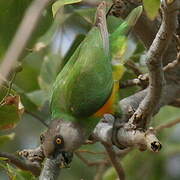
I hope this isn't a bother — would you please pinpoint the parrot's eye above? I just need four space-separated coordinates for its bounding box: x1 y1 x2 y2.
56 137 62 144
54 135 64 147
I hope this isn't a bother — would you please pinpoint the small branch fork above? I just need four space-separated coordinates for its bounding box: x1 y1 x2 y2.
120 58 180 89
92 115 162 153
3 116 179 178
124 0 179 129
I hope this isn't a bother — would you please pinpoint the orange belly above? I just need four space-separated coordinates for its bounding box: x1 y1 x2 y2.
93 82 119 117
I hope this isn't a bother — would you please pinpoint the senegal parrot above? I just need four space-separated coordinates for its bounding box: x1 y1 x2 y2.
40 2 142 159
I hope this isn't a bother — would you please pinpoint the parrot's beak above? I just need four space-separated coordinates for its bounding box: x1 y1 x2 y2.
59 151 73 168
50 151 73 169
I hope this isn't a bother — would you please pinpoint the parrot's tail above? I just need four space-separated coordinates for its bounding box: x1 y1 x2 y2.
95 1 109 55
125 6 143 29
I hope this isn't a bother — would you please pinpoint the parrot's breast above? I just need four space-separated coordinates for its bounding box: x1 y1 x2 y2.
93 82 119 117
50 28 113 119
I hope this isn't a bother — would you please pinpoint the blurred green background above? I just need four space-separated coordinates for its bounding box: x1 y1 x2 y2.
0 0 180 179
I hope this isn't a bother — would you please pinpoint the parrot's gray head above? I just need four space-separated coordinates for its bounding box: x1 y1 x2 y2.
40 119 86 158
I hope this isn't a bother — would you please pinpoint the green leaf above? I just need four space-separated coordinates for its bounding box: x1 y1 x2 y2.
0 94 24 130
0 86 24 130
38 53 62 92
0 163 37 180
143 0 160 20
0 157 8 161
33 16 70 51
52 0 82 17
74 8 96 24
102 167 117 180
0 133 15 147
14 50 46 92
27 90 48 108
0 104 20 130
0 85 16 100
0 0 52 59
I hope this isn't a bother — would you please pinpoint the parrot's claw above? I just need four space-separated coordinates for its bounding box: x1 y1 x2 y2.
112 118 127 149
124 122 136 130
18 146 45 165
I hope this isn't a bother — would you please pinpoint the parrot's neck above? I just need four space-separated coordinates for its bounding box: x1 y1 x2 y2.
52 112 100 137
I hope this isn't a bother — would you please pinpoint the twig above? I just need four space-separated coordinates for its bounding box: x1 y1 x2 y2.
120 78 144 88
75 152 109 167
155 118 180 132
0 151 41 176
94 164 106 180
116 148 133 158
126 0 178 128
102 143 125 180
126 60 143 76
0 0 53 86
0 71 18 106
25 110 49 127
121 57 180 89
163 58 180 72
76 149 106 155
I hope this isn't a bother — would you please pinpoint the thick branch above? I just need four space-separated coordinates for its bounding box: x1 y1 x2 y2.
0 0 53 86
0 151 41 176
92 115 162 153
126 0 178 128
39 156 61 180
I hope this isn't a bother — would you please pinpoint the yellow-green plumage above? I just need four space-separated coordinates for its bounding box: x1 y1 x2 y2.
50 5 142 133
51 27 113 119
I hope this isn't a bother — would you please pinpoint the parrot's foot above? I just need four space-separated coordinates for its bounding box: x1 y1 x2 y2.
112 117 127 149
123 122 137 130
18 146 44 166
58 152 73 169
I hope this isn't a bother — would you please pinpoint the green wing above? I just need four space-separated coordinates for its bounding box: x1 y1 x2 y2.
110 6 143 60
50 3 113 119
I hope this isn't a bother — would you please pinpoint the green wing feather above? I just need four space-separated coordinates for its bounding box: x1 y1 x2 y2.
110 6 143 60
109 6 143 82
50 3 113 119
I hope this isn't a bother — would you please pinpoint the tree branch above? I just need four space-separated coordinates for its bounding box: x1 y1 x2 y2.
39 156 62 180
155 118 180 131
0 151 41 176
94 164 106 180
92 115 162 153
75 152 109 167
125 0 178 128
102 143 125 180
119 78 146 89
0 0 53 86
125 60 143 76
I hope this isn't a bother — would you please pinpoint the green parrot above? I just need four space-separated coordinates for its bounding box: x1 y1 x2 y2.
41 2 142 158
